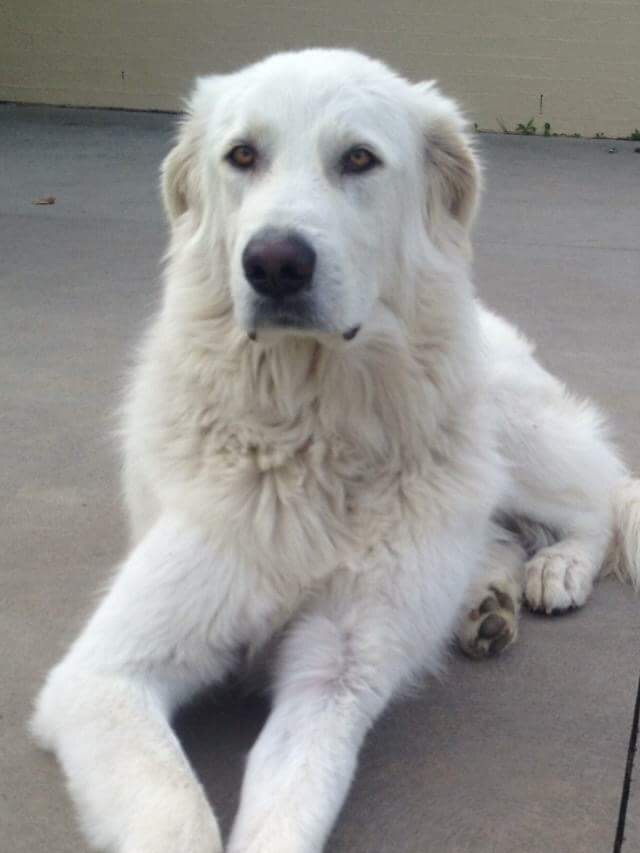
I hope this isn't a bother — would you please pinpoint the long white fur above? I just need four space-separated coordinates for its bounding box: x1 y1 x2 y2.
31 49 639 853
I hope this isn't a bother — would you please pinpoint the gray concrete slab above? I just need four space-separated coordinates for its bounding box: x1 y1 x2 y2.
1 105 639 853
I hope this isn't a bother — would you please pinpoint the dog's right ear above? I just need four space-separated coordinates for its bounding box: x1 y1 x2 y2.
161 78 219 224
161 116 201 223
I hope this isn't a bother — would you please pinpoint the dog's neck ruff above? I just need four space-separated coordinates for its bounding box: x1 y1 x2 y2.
162 303 476 473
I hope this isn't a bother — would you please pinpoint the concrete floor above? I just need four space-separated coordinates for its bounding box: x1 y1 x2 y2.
1 104 639 852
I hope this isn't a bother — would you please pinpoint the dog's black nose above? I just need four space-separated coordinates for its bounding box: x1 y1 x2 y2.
242 233 316 298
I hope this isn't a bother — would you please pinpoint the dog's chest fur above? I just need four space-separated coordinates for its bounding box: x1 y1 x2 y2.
126 304 494 589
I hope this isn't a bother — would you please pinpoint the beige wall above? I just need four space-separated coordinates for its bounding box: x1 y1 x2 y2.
1 1 639 138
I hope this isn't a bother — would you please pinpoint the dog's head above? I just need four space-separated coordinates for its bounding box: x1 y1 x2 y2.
162 49 479 342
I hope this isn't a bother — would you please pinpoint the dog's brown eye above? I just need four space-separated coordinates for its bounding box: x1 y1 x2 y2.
342 147 379 174
227 144 257 170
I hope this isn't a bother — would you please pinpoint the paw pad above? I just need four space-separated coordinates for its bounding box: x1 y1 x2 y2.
460 586 518 659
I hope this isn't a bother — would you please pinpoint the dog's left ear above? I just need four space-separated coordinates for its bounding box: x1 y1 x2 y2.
413 82 480 244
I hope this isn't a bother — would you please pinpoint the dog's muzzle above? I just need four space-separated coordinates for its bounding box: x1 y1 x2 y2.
242 228 360 342
242 229 322 334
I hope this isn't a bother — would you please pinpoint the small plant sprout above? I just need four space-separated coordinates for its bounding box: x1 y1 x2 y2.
515 117 536 135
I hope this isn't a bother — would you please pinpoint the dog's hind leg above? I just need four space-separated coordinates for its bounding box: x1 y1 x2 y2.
31 514 267 853
499 382 626 615
458 529 526 658
481 308 629 615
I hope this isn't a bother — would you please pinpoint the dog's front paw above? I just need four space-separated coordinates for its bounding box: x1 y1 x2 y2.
459 583 519 659
525 545 594 614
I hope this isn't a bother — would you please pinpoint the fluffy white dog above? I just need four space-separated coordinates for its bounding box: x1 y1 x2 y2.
32 49 639 853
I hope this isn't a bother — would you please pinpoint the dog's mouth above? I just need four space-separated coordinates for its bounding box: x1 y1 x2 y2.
248 325 360 342
247 296 360 342
250 298 318 331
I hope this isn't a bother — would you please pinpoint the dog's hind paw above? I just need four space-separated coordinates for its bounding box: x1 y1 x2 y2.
458 583 519 659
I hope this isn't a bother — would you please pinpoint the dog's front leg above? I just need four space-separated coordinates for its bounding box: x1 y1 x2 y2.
228 531 475 853
31 514 265 853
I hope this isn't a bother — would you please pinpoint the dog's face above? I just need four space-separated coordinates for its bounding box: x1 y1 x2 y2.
163 50 479 341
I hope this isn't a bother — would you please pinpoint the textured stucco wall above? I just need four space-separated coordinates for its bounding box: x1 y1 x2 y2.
1 0 639 138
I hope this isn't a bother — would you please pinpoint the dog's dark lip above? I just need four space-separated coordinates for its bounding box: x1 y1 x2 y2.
249 298 320 338
249 325 361 343
342 325 361 341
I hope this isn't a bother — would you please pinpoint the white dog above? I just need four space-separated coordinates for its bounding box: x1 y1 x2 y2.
32 49 639 853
